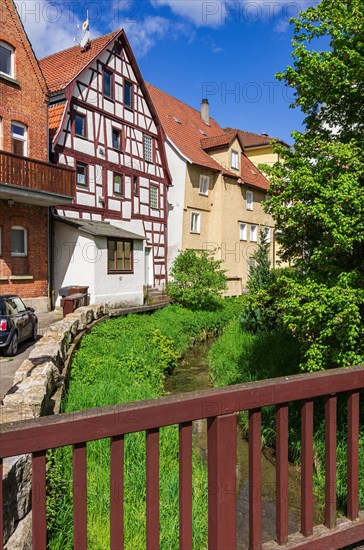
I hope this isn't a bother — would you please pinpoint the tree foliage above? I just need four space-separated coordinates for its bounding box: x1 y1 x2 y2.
248 229 271 292
262 0 364 371
166 249 227 310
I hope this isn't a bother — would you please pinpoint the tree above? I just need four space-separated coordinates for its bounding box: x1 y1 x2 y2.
248 229 271 292
166 249 227 310
263 0 364 371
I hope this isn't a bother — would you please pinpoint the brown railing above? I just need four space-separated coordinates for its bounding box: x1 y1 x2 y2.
0 365 363 549
0 150 75 197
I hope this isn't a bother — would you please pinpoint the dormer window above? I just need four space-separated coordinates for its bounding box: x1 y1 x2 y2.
0 42 14 78
231 150 239 170
104 70 113 99
11 122 27 156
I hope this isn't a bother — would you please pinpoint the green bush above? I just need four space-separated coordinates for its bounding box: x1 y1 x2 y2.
166 249 227 310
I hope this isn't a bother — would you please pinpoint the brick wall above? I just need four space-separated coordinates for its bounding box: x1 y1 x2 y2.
0 202 49 299
0 0 48 161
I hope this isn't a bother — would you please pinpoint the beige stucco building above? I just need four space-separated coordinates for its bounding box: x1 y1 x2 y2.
147 85 285 295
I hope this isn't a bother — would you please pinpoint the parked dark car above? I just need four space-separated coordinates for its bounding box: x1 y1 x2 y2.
0 295 38 356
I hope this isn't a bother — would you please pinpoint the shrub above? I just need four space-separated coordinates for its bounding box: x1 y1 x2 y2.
166 249 227 310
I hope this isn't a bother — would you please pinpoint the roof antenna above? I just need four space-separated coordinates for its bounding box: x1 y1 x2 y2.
74 11 90 51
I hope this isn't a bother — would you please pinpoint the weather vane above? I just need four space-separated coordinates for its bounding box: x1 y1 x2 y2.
74 11 90 51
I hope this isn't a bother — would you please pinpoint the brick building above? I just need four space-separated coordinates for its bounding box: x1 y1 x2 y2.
0 0 74 311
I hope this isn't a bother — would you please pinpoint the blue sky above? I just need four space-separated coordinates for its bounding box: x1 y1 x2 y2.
18 0 319 144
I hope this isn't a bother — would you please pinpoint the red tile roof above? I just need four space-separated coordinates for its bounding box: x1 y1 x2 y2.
241 155 269 190
49 103 66 140
39 30 120 92
224 127 283 148
146 83 235 174
200 130 237 151
147 84 269 189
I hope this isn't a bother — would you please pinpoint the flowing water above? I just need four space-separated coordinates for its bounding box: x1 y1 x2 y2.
165 339 302 549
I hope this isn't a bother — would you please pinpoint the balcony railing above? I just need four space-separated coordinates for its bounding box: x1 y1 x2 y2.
0 365 363 549
0 150 75 198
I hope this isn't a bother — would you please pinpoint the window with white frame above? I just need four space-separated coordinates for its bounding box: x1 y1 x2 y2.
199 175 210 196
250 224 257 242
239 223 247 241
11 226 27 256
144 135 153 162
0 42 14 78
246 190 253 210
150 185 159 209
231 150 239 170
11 122 27 156
190 212 200 233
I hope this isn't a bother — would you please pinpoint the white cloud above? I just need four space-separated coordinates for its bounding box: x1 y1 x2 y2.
122 15 191 57
15 0 85 58
151 0 228 27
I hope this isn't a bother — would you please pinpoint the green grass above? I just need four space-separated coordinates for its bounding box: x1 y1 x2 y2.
47 301 243 550
209 320 364 515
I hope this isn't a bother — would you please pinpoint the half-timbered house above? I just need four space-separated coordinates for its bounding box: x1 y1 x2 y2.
39 30 170 306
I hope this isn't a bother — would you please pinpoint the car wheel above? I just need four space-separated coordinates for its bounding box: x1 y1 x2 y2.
31 321 38 341
4 332 18 357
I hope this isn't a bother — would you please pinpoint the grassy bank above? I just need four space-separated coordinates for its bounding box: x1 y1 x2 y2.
47 301 242 549
209 320 364 513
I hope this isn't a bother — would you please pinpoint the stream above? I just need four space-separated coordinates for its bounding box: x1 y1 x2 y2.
165 339 302 549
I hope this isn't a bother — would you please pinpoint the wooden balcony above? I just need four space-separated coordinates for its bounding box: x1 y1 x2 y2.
0 150 75 206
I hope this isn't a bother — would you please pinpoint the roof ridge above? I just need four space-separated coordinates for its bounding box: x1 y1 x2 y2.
39 29 119 61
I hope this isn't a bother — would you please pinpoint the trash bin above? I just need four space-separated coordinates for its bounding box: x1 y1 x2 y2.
59 286 89 317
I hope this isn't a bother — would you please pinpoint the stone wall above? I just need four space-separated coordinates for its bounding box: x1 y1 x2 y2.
0 304 107 549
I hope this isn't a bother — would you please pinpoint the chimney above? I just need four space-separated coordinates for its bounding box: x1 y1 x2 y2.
201 98 210 125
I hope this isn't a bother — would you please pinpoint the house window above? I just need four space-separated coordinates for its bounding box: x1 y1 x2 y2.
190 212 200 234
124 81 133 109
113 173 123 195
108 239 133 273
150 185 159 209
199 175 210 196
133 176 139 196
250 224 257 242
231 150 239 170
76 162 88 187
112 128 122 151
0 42 14 78
11 226 27 256
264 227 271 243
11 122 27 156
239 223 247 241
103 70 113 99
75 113 86 137
144 135 153 163
246 190 253 211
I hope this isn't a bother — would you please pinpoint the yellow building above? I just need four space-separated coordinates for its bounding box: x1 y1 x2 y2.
147 85 284 295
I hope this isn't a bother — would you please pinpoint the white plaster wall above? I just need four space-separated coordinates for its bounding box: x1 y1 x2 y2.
54 222 145 307
165 140 187 273
53 222 95 306
93 237 144 307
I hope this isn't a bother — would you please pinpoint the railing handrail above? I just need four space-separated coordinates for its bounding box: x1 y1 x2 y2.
0 149 75 173
1 364 363 459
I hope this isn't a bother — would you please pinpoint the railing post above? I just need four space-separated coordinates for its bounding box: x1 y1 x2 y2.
276 404 289 545
347 391 359 521
208 413 237 550
325 395 337 529
249 408 262 550
301 399 314 537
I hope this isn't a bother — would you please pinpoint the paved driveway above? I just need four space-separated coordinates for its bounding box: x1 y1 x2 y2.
0 310 63 402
